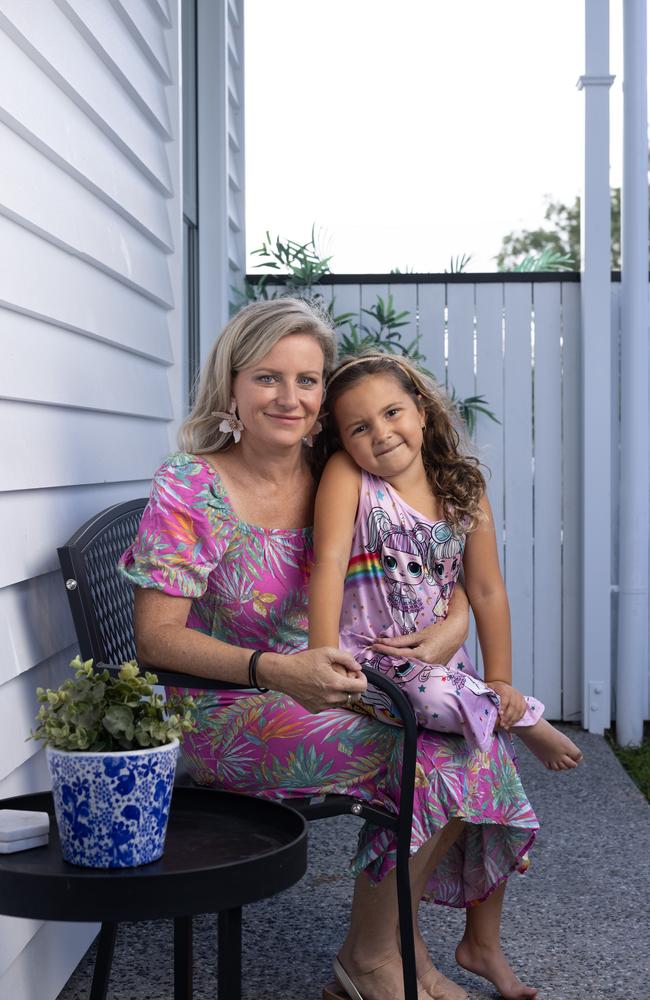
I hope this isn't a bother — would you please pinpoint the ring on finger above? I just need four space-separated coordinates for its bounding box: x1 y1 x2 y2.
346 692 353 707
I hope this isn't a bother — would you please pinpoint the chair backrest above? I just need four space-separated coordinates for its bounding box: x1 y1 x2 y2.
58 499 148 665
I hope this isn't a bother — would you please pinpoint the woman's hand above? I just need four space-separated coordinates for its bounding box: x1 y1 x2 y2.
260 648 366 715
488 681 527 729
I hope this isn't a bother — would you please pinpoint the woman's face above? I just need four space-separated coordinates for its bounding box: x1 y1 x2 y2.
232 334 325 450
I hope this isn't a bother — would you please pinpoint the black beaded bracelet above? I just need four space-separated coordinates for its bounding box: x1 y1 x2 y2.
248 650 269 692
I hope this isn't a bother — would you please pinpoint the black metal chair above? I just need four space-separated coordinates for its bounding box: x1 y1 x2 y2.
58 500 419 1000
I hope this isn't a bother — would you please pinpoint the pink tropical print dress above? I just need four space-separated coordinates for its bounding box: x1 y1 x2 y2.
118 453 539 907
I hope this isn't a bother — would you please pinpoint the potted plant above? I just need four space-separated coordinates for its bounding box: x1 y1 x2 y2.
31 656 195 869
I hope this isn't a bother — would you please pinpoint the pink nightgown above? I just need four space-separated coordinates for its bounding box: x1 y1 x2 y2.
340 470 544 751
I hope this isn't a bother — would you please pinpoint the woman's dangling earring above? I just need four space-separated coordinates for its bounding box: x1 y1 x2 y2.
212 398 244 443
303 419 323 448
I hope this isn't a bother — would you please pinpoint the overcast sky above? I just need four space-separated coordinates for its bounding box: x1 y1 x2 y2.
244 1 634 273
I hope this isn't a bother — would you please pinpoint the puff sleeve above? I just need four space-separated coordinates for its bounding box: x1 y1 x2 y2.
118 454 234 598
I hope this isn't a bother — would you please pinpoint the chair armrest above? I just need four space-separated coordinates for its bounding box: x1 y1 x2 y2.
97 663 241 691
360 667 417 834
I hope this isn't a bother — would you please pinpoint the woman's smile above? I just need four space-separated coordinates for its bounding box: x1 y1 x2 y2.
231 333 325 447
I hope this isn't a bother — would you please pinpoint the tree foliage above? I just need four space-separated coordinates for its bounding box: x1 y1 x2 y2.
239 228 497 432
496 189 628 271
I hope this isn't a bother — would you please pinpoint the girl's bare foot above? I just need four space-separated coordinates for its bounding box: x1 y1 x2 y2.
515 718 583 771
455 938 538 999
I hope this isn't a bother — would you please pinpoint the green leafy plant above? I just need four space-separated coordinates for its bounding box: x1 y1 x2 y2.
31 657 195 752
445 253 473 274
242 227 498 431
511 247 575 272
448 388 499 436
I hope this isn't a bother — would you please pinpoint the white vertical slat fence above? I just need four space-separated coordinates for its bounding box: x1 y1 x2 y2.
248 273 647 727
260 275 591 721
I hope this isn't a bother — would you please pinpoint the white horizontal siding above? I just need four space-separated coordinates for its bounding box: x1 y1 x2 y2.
0 481 153 591
0 650 78 784
57 0 172 137
2 401 171 492
1 921 98 1000
0 1 183 996
0 120 173 304
0 28 173 248
1 312 173 419
0 748 52 799
111 0 172 82
0 572 76 683
0 0 172 192
0 216 173 362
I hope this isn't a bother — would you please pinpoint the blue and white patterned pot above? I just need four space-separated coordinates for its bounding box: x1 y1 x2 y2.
46 739 179 868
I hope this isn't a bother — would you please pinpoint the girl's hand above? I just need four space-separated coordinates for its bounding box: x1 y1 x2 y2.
489 681 527 729
370 618 466 666
370 582 470 664
266 648 366 715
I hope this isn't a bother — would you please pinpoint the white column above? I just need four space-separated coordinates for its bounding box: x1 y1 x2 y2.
577 0 614 733
196 0 246 357
617 0 648 746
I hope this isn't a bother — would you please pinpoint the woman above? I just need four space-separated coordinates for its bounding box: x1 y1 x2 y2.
119 298 539 1000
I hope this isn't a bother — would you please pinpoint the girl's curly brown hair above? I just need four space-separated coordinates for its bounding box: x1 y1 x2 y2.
314 351 487 534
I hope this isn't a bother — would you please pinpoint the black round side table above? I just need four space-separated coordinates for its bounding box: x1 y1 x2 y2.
0 786 308 1000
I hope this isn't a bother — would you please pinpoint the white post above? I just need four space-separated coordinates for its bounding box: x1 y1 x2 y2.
196 0 246 358
616 0 648 747
577 0 614 733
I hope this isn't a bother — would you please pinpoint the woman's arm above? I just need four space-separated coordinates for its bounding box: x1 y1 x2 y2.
463 494 526 727
369 583 469 664
309 451 361 649
134 588 365 714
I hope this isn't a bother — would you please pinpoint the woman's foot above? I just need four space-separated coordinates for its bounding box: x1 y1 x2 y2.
410 930 469 1000
455 938 538 999
515 718 583 771
333 952 429 1000
419 964 470 1000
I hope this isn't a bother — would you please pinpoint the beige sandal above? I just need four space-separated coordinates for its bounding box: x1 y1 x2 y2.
322 958 365 1000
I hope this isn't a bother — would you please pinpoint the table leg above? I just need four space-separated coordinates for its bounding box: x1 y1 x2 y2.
218 908 242 1000
89 922 117 1000
174 916 193 1000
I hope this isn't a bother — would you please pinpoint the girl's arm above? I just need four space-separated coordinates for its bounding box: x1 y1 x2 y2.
463 494 527 727
309 451 361 649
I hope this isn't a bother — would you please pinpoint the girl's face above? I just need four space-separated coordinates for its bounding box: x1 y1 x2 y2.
382 544 424 584
333 373 426 482
232 334 325 451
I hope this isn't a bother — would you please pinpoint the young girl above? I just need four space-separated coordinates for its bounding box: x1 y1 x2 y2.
310 351 583 768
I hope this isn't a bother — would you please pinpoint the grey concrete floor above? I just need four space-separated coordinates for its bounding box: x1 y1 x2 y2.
57 727 650 1000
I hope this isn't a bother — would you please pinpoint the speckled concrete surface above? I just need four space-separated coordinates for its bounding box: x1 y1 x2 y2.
57 727 649 999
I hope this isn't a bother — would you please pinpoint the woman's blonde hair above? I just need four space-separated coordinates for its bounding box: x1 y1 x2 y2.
317 350 487 533
179 297 337 454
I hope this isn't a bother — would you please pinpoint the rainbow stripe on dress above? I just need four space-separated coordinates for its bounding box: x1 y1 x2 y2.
345 551 384 587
